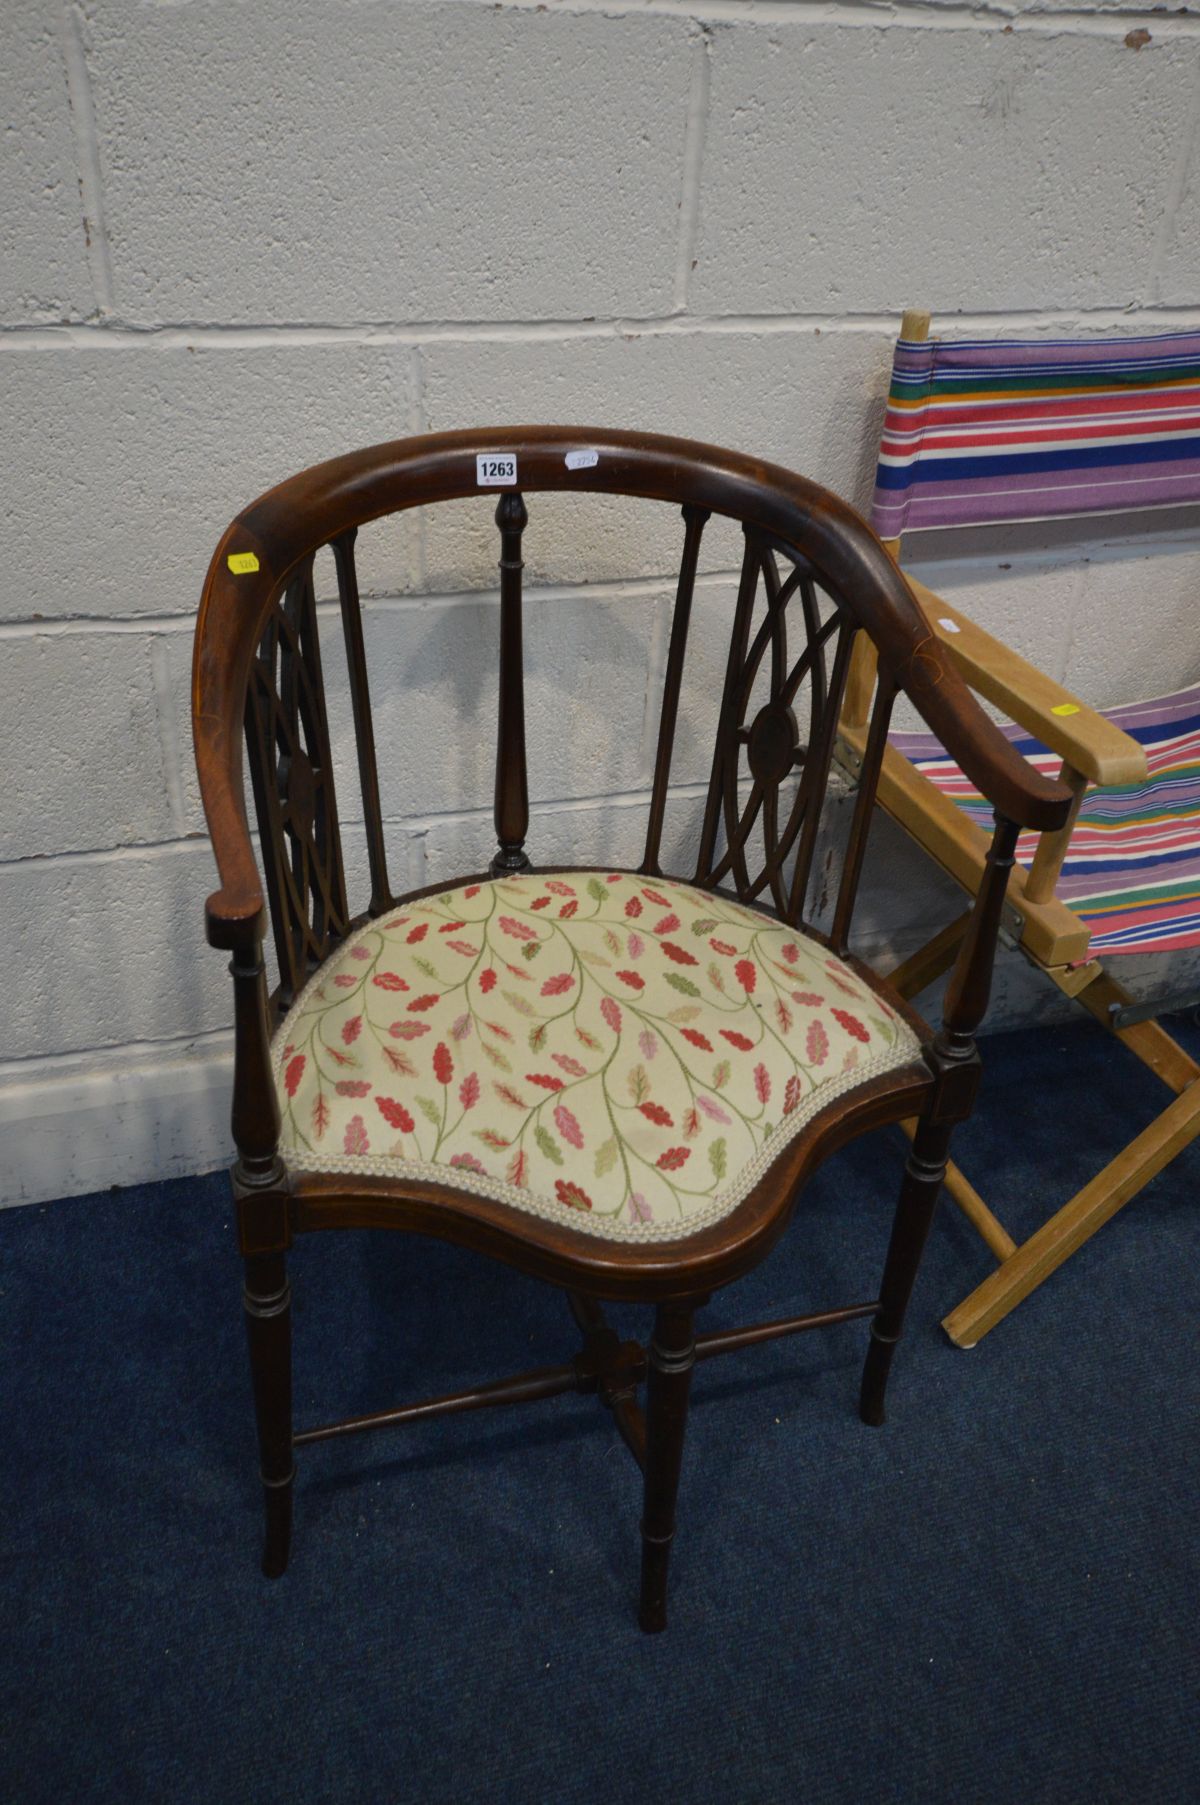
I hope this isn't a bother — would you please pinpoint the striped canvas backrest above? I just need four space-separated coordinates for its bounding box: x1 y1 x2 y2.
870 329 1200 540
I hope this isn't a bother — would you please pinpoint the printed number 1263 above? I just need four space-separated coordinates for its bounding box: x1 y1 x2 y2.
476 454 517 486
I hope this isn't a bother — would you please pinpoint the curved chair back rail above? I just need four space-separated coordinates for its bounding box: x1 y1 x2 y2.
194 426 1071 961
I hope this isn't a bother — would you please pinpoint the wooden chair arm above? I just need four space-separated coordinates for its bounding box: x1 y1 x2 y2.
193 522 269 953
904 577 1148 789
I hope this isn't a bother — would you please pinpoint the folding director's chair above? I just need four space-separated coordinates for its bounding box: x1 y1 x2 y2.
839 309 1200 1346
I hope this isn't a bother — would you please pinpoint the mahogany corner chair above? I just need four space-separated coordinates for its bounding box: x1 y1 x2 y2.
192 426 1071 1631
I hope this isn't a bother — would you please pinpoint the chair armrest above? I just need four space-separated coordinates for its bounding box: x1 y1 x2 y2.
193 525 269 953
905 576 1148 788
194 703 266 953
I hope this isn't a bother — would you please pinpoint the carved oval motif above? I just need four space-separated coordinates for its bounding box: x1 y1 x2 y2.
746 702 800 787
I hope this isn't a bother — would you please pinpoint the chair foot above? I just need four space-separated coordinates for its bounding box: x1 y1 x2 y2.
858 1327 898 1427
260 1469 294 1578
637 1302 695 1634
637 1540 671 1634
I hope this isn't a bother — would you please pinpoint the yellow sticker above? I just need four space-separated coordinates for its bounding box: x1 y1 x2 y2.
227 550 260 575
1051 703 1080 717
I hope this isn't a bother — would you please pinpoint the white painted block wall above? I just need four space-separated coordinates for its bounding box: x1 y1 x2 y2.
2 0 1198 1205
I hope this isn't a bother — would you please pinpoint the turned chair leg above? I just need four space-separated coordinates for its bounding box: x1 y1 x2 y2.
639 1301 696 1634
243 1250 294 1578
860 1116 952 1429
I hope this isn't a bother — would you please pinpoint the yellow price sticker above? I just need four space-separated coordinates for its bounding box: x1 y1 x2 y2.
227 550 260 575
1051 703 1080 717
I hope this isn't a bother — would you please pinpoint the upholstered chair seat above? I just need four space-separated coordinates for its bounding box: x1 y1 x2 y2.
274 870 921 1242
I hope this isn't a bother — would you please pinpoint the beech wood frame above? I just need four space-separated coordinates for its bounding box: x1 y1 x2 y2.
194 426 1071 1630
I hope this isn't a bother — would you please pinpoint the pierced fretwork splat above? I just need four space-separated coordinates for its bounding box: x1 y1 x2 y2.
244 557 350 1004
695 528 854 923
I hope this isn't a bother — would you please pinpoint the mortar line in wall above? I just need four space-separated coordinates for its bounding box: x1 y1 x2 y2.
319 571 744 615
269 0 1200 39
1059 564 1087 687
408 344 425 437
672 24 711 314
0 569 746 637
7 509 1193 633
0 1026 233 1084
0 613 201 638
385 777 718 833
0 778 721 875
60 1 114 316
149 639 189 836
639 594 674 780
409 346 430 588
1148 61 1200 304
0 835 210 873
5 305 1200 354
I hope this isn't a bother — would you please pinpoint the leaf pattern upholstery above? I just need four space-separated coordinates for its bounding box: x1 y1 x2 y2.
273 872 921 1242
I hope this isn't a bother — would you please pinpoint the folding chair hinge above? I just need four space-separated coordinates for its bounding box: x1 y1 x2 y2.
1107 986 1200 1030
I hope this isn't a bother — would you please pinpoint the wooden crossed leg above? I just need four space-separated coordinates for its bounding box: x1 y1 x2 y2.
890 921 1200 1346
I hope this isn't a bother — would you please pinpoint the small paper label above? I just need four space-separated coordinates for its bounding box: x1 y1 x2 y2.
476 453 517 486
226 550 260 575
937 617 961 634
1051 703 1081 717
565 449 599 470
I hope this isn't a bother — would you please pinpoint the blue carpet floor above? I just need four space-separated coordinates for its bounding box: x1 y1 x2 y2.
1 1016 1197 1804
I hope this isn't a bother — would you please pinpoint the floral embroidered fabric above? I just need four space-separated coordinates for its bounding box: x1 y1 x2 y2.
272 871 921 1243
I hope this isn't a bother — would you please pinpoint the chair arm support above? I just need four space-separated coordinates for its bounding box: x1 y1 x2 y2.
942 814 1020 1049
228 933 283 1188
905 577 1148 789
926 813 1021 1124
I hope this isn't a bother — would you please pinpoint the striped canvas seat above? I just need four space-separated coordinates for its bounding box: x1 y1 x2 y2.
891 684 1200 959
871 329 1200 539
